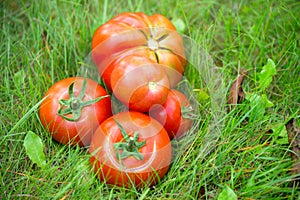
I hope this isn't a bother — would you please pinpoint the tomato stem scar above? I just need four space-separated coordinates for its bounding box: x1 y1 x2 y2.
181 102 197 120
148 82 157 91
114 120 146 161
148 38 159 51
57 78 109 121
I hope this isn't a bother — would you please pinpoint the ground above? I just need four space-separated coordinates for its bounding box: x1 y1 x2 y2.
1 0 299 199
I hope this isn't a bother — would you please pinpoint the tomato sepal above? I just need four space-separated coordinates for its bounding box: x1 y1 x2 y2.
180 102 196 120
57 78 110 122
114 120 146 161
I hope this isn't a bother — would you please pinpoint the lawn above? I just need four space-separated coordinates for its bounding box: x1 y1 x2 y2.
1 0 299 199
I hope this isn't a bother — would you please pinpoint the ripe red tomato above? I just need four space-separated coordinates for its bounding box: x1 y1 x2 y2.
39 77 112 146
89 111 172 188
149 89 193 139
110 54 170 112
92 12 186 89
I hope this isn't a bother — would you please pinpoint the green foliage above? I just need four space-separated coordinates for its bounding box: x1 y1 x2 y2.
246 59 276 120
258 59 277 91
246 93 268 120
197 89 210 101
261 94 274 108
172 18 186 34
272 123 289 145
218 185 237 200
23 131 46 168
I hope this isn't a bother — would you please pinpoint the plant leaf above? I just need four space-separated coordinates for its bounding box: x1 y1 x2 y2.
172 18 186 34
218 185 237 200
261 94 274 108
272 123 289 144
23 131 46 168
197 89 210 101
258 58 276 91
246 93 266 120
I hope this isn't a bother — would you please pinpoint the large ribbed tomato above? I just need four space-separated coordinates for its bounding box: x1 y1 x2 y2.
89 111 172 188
39 77 112 146
92 12 186 89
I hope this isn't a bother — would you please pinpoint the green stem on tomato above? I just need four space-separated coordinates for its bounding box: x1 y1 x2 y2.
114 120 146 161
180 102 197 120
57 78 109 121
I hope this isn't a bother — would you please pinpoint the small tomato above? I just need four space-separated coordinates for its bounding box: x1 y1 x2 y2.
149 89 193 139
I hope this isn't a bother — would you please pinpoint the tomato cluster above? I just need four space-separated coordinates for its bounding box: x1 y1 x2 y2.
39 12 194 188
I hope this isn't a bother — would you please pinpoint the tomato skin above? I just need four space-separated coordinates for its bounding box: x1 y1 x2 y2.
92 12 186 88
110 54 170 112
39 77 112 146
89 111 172 188
149 89 193 139
92 12 176 52
101 47 183 91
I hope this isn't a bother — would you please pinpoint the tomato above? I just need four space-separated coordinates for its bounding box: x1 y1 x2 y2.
92 12 186 89
110 54 170 112
89 111 172 188
39 77 112 146
149 89 193 139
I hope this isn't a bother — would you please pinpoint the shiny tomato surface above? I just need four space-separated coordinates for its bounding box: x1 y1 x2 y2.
149 89 193 139
110 54 170 112
89 111 172 188
39 77 112 146
92 12 186 89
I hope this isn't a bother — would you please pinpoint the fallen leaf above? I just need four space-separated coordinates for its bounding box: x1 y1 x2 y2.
285 118 300 182
42 30 50 50
197 186 206 199
228 68 248 106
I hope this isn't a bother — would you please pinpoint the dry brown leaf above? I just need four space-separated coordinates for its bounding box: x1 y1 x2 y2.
228 68 248 106
42 30 50 50
285 118 300 182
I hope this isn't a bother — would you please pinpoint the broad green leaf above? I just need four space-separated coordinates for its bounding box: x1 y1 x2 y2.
272 124 289 144
23 131 46 168
258 59 276 91
246 93 266 119
198 89 210 101
218 185 237 200
261 94 274 108
172 18 186 34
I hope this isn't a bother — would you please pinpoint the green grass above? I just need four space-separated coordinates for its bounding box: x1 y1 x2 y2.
1 0 299 199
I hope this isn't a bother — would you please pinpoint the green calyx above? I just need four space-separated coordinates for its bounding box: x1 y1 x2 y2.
114 120 146 161
58 78 109 121
180 102 197 120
